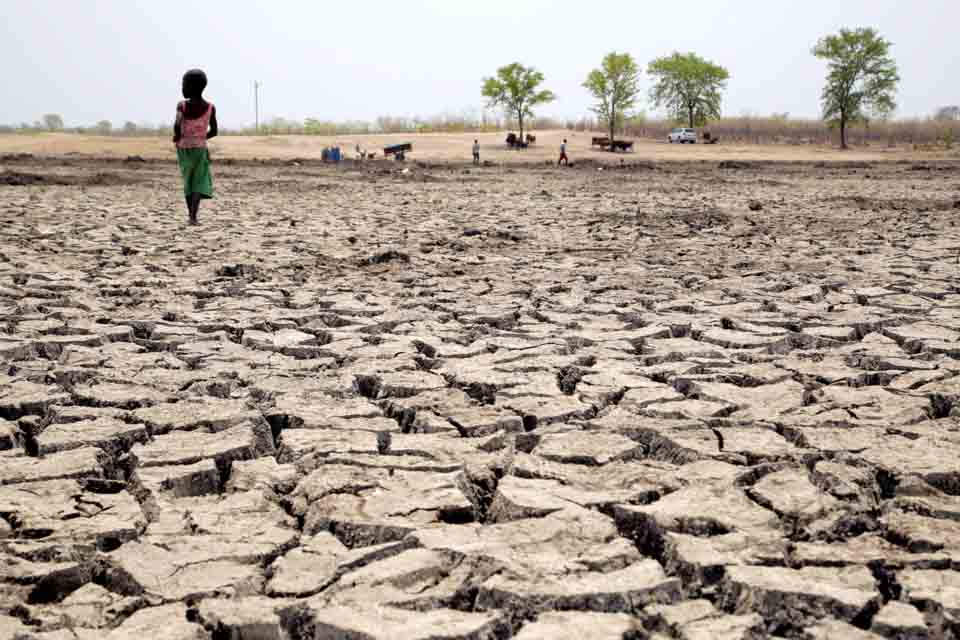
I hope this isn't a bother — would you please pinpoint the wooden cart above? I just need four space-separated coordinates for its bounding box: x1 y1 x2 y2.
383 142 412 161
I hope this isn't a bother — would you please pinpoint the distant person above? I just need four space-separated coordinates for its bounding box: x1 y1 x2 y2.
558 139 569 166
172 69 217 226
472 139 480 165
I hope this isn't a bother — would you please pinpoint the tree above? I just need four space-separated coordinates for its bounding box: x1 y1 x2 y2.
647 53 729 128
812 28 899 150
934 106 960 121
266 117 302 134
583 52 641 149
481 63 555 144
42 114 64 131
95 120 112 135
303 118 324 135
123 121 138 135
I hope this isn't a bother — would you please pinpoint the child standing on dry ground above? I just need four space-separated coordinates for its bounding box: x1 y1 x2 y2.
472 139 480 165
558 139 569 166
173 69 218 225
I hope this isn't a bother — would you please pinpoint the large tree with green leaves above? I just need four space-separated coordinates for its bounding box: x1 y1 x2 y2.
583 52 641 149
812 28 899 150
647 53 729 128
482 63 555 143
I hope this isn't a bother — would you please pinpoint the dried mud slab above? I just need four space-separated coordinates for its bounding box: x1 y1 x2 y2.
1 157 960 637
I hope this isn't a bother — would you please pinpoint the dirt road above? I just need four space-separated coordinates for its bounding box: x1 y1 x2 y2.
3 130 957 163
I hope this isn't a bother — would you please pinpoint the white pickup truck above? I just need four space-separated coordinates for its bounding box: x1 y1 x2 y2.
668 128 697 144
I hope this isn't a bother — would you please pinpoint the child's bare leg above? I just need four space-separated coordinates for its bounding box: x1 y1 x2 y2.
188 193 202 224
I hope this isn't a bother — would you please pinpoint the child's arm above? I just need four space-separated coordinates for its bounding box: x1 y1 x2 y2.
172 103 182 144
207 106 218 140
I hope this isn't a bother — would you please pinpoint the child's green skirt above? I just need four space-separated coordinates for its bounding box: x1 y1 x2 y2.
177 148 213 198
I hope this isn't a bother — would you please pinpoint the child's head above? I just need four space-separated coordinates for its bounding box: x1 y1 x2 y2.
182 69 208 100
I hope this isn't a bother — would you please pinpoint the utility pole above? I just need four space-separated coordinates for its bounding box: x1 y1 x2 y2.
254 81 261 134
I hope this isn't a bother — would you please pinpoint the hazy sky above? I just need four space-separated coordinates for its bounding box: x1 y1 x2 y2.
2 0 956 128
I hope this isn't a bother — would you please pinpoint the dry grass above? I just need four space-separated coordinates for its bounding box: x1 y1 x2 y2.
2 131 957 164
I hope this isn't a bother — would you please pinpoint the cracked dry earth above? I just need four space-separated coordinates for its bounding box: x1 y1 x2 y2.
1 155 960 640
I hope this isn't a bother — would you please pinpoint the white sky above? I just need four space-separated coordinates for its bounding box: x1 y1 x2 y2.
2 0 956 128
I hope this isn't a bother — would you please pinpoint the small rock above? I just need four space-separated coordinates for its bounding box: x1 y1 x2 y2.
215 263 262 280
748 200 764 211
0 418 20 451
719 160 751 170
870 601 929 638
364 250 410 265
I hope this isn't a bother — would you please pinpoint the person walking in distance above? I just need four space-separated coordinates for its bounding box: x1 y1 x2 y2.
472 139 481 165
173 69 218 225
558 139 569 166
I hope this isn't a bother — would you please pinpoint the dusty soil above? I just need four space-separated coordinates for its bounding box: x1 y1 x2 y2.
1 152 960 639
